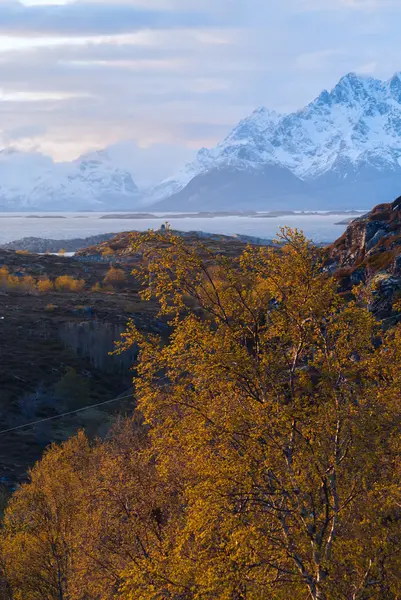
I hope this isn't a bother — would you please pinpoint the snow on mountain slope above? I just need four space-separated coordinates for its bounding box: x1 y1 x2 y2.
4 71 401 212
148 107 281 202
149 72 401 210
0 146 141 211
269 73 401 180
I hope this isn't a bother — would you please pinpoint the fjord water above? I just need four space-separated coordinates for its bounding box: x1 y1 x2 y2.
0 212 362 245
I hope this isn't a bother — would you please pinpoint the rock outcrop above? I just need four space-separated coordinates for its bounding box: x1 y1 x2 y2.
0 233 119 254
328 196 401 273
327 196 401 320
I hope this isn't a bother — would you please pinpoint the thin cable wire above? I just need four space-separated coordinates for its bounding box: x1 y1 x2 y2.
0 393 133 436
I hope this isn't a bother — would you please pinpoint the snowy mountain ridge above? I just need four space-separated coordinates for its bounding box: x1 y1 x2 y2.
149 72 401 207
0 145 140 211
3 71 401 211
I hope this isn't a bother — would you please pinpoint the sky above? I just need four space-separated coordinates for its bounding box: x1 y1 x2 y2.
0 0 401 184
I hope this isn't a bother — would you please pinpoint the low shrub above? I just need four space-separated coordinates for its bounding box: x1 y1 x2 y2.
55 275 86 292
18 276 37 293
0 266 9 287
37 278 54 293
103 266 127 289
0 267 86 295
0 269 37 294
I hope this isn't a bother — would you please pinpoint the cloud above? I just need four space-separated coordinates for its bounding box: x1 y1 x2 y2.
0 0 216 37
0 0 400 180
296 0 401 10
2 123 46 141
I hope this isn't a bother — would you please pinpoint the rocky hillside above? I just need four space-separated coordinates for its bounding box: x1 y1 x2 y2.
327 196 401 320
0 233 119 254
76 229 272 263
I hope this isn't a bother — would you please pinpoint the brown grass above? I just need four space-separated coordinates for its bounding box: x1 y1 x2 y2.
366 251 395 271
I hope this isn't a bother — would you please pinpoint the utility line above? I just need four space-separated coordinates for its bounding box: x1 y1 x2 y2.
0 393 133 436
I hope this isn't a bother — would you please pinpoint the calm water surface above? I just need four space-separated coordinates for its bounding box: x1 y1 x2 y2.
0 212 364 245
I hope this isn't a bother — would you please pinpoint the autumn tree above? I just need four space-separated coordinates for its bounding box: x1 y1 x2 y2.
0 421 182 600
69 418 182 600
54 276 85 293
37 278 54 293
0 433 91 600
1 228 400 600
117 228 401 600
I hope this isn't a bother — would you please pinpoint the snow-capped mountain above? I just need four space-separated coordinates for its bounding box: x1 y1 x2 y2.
4 71 401 212
0 146 141 211
148 107 282 203
150 72 401 211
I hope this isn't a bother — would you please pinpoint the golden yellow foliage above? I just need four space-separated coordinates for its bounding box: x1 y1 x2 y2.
0 433 91 600
0 267 51 295
103 266 127 289
54 275 85 292
1 229 400 600
118 228 401 600
37 278 54 293
101 246 114 258
0 269 37 294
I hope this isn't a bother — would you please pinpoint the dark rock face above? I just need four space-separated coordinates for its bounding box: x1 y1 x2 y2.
328 196 401 271
327 195 401 321
393 254 401 276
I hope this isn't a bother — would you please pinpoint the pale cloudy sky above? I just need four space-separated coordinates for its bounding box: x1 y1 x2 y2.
0 0 401 183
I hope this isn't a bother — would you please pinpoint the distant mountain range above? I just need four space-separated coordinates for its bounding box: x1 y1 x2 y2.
3 71 401 212
0 146 140 211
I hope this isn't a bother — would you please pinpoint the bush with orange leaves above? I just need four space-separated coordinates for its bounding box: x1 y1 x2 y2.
103 266 127 289
37 279 54 293
0 267 37 294
54 275 85 293
0 267 86 294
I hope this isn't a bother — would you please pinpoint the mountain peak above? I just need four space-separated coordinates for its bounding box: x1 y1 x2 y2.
251 106 280 119
388 72 401 101
223 106 281 147
0 144 141 210
338 71 361 84
327 72 382 106
150 70 401 210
